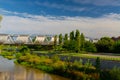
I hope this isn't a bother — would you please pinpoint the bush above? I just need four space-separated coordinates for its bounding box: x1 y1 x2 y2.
51 55 60 62
72 59 83 70
109 67 120 80
95 57 100 72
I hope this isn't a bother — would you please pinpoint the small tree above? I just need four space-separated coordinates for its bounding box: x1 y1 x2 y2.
0 15 2 27
19 46 30 55
54 35 57 50
95 57 100 72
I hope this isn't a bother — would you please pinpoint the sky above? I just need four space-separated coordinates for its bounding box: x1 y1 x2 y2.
0 0 120 38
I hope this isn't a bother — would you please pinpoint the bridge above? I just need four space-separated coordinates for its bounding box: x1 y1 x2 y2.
0 34 55 45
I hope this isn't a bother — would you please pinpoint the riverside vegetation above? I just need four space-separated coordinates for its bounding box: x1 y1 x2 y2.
0 45 120 80
0 30 120 80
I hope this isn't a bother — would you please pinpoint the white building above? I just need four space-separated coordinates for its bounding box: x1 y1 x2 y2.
92 39 98 43
85 37 91 42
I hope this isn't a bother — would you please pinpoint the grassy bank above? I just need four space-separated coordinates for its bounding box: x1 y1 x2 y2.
31 51 120 61
58 53 120 61
14 53 119 80
14 53 100 80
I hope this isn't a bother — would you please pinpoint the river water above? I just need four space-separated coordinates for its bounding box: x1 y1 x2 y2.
0 56 69 80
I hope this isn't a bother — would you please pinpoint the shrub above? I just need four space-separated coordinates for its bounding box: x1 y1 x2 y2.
51 55 60 62
109 67 120 80
72 59 83 70
95 57 100 72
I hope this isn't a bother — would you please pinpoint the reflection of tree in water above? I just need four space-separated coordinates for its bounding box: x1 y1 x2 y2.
0 65 69 80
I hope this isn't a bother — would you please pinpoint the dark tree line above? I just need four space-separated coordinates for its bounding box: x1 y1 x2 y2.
95 37 120 53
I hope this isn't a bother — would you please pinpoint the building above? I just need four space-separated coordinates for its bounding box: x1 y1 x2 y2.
85 37 98 43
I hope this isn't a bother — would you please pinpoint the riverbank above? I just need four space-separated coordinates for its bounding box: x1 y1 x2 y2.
14 53 100 80
0 47 120 80
13 52 120 80
33 51 120 61
0 56 69 80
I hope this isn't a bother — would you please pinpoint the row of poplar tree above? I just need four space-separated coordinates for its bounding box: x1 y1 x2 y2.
53 29 97 53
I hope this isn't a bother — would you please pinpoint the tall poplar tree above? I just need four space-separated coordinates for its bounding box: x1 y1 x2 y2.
59 34 63 45
70 31 75 40
81 33 85 50
75 29 81 53
63 33 69 50
54 35 57 50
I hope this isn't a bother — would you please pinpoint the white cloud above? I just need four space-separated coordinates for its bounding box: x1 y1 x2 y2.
0 9 120 38
35 1 86 12
73 0 120 6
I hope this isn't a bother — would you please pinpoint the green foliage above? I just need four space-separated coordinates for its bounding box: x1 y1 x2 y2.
112 40 120 53
51 55 60 62
63 33 69 50
75 29 81 53
68 40 76 51
95 37 114 52
59 34 63 45
84 59 93 68
32 36 36 42
109 67 120 80
70 31 75 40
19 46 30 54
81 33 85 50
54 35 57 50
72 59 83 70
84 41 97 52
95 57 100 72
0 15 2 22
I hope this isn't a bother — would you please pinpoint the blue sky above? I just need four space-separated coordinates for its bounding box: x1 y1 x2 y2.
1 0 120 17
0 0 120 38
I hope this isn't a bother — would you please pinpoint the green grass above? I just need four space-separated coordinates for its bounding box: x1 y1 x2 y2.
32 51 49 54
58 53 120 61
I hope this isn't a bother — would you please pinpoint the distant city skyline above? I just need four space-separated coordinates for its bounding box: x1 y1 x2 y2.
0 0 120 38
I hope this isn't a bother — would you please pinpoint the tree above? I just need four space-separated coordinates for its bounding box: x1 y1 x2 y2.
75 30 81 53
81 33 85 50
0 15 2 27
54 35 57 50
84 41 97 52
69 31 76 51
0 16 2 22
70 31 75 40
19 46 30 55
112 40 120 53
95 37 114 52
59 34 63 45
63 33 69 50
95 57 100 72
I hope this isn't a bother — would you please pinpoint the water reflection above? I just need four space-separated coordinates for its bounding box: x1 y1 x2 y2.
0 56 69 80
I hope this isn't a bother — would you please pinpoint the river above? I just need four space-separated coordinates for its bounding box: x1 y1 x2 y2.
0 56 69 80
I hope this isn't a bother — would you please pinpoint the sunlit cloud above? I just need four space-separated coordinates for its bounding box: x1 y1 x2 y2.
73 0 120 6
35 1 86 12
0 9 120 38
